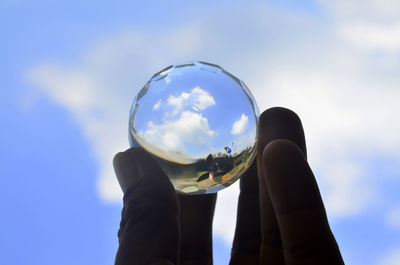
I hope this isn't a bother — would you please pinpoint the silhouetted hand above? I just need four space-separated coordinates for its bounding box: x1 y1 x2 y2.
113 107 345 265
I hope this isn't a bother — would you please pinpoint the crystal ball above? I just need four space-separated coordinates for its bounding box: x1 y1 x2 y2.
128 61 259 194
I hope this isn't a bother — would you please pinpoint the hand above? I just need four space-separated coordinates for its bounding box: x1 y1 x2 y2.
113 107 345 265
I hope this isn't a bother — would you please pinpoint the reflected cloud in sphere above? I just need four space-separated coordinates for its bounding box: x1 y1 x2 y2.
129 62 259 194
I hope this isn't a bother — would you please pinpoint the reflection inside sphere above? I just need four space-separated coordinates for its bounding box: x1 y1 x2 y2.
129 61 259 194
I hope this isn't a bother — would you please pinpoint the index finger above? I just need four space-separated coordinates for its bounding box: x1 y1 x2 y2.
257 107 308 264
262 140 344 264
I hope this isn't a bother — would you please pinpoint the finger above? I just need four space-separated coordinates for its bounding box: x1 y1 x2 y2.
113 147 180 265
257 107 307 264
178 193 217 265
229 161 261 265
262 140 344 265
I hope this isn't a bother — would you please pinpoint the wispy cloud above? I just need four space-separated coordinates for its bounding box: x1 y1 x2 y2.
378 246 400 265
339 22 400 52
386 208 400 230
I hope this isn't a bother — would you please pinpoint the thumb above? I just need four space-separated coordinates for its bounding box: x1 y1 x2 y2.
113 147 180 265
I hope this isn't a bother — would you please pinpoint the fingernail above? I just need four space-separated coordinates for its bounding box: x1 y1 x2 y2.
258 107 307 158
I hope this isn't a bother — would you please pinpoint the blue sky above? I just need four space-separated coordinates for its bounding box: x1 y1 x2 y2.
1 1 400 264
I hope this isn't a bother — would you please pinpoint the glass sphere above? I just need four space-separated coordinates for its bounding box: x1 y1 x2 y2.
129 61 259 194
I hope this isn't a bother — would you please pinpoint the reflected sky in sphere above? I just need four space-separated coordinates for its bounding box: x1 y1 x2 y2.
129 62 259 194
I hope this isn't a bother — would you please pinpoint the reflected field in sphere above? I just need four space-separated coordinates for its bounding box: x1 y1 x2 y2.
129 61 259 194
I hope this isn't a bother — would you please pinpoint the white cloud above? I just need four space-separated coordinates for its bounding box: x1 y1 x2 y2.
339 21 400 52
378 246 400 265
190 86 216 111
318 0 400 20
231 113 248 135
136 86 217 162
316 159 377 217
319 0 400 53
27 28 204 202
152 99 161 110
167 86 216 115
386 208 400 230
167 92 190 116
27 1 400 245
213 181 240 244
140 110 215 158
